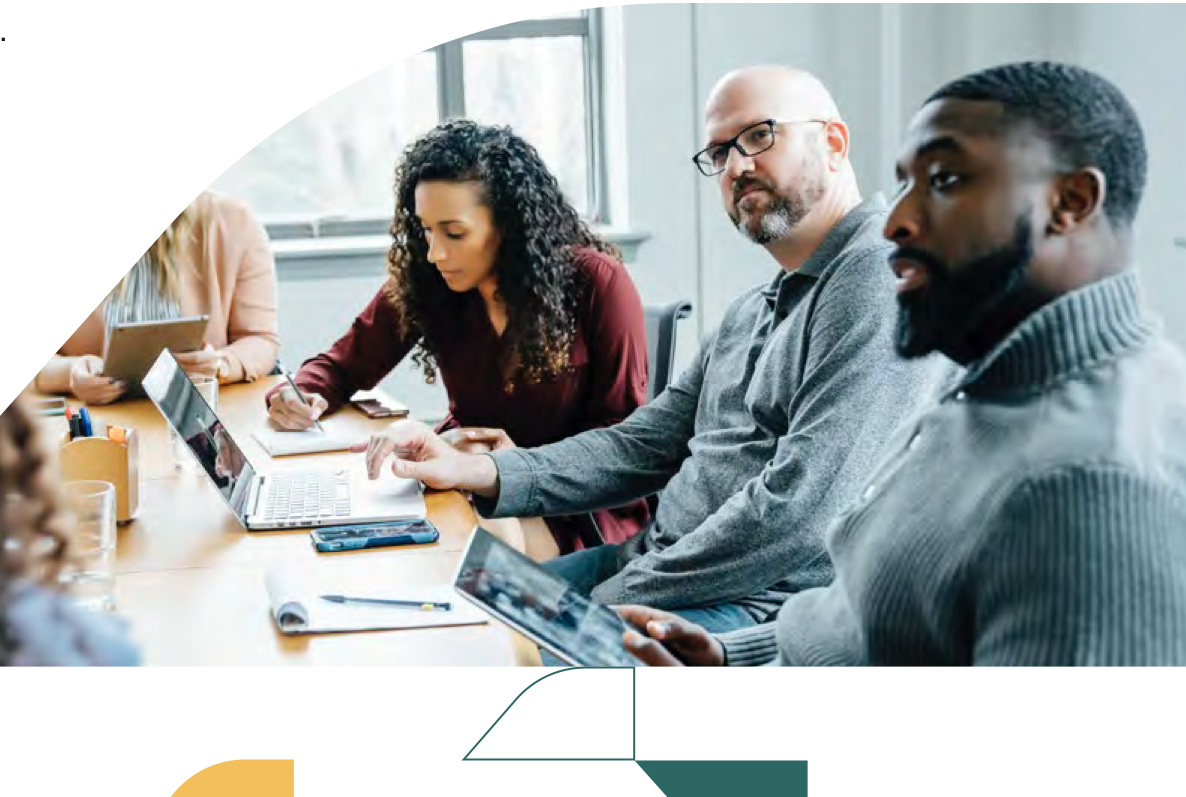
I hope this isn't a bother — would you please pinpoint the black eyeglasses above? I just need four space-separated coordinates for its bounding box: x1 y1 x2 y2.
692 118 829 176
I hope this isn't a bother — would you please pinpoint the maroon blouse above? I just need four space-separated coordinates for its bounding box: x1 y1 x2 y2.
268 247 651 553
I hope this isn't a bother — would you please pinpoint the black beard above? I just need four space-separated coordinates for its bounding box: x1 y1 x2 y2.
894 214 1034 363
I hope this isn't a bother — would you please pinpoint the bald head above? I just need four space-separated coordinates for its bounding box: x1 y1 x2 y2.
700 66 860 263
705 66 841 132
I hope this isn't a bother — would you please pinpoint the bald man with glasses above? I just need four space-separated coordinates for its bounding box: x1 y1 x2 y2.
361 65 953 637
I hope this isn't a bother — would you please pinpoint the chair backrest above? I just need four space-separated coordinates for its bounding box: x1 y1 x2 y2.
578 300 693 547
643 300 693 402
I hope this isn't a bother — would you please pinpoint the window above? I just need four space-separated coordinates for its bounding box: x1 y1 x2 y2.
212 11 606 232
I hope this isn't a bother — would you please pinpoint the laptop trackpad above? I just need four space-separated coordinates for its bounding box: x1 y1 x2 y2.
349 467 426 520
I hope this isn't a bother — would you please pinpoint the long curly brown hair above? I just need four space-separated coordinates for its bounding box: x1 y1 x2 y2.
0 398 70 662
385 120 619 388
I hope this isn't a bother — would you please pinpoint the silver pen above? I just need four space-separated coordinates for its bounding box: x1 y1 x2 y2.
281 369 325 434
320 594 452 611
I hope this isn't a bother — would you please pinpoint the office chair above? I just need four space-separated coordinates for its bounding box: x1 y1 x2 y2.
644 300 694 401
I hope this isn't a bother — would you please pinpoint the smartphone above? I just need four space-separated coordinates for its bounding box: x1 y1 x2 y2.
310 519 439 553
352 398 409 419
33 397 68 416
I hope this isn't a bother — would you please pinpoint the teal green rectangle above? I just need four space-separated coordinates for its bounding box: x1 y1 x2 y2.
637 760 808 797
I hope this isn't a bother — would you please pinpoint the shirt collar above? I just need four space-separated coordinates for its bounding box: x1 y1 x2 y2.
762 194 889 309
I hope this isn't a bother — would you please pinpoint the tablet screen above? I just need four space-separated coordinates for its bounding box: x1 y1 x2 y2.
454 527 639 667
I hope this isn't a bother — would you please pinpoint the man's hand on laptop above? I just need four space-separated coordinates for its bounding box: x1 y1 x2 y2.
616 605 726 667
352 419 500 498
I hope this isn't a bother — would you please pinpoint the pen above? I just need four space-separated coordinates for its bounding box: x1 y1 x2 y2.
319 594 452 611
280 369 325 434
78 407 93 437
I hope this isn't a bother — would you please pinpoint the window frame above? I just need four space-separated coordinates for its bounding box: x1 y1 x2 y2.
264 10 607 241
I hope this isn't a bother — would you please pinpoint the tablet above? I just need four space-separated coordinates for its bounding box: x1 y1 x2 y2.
453 526 641 667
103 316 209 397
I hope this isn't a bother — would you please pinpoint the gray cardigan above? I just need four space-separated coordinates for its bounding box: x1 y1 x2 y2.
478 197 954 616
720 271 1186 665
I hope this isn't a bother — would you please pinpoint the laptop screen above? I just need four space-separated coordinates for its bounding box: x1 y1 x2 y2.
142 350 256 519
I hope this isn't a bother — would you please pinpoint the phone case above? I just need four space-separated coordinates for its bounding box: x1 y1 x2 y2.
311 521 439 553
34 398 68 416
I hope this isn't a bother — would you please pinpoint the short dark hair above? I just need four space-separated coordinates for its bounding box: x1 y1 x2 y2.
928 61 1147 228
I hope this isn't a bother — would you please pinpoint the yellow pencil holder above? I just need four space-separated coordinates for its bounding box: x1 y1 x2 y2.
59 429 140 524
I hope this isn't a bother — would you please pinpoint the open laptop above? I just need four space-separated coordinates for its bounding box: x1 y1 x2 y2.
453 526 641 667
142 349 425 531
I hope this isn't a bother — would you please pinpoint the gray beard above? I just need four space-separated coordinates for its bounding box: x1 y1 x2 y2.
740 205 795 243
734 187 816 245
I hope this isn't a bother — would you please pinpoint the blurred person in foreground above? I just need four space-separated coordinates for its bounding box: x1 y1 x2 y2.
1 398 139 666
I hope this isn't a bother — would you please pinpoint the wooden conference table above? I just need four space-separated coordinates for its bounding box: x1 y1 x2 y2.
32 376 539 666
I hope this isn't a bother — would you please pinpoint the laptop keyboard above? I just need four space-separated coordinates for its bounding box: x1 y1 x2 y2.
261 470 351 526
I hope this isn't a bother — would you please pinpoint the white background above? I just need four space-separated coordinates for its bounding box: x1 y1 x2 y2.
2 3 1184 796
1 668 1184 795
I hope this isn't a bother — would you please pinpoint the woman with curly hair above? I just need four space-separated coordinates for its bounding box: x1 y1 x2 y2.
267 120 650 557
1 398 139 665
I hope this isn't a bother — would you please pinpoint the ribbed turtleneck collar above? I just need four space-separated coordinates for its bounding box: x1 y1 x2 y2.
956 271 1155 396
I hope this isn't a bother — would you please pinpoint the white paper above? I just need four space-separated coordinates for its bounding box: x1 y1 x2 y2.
252 427 359 457
264 568 486 636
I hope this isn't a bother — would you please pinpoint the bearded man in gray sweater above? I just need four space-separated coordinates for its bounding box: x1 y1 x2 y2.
356 65 951 635
620 61 1186 666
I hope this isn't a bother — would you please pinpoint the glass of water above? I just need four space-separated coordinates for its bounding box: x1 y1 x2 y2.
172 374 219 472
60 480 117 612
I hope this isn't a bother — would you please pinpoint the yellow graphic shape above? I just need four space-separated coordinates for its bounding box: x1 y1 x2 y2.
171 759 294 797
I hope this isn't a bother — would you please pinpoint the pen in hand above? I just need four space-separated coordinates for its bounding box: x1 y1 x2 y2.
320 594 452 611
281 369 325 434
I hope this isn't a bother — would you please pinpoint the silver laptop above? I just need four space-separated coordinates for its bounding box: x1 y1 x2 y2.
142 349 425 531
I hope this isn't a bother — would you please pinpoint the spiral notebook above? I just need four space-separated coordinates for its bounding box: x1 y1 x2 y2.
264 568 487 635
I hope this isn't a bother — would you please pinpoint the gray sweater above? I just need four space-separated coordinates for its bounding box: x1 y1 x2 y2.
479 197 954 615
721 271 1186 665
2 581 140 666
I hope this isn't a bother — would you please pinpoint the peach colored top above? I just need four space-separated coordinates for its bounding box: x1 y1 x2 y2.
57 192 279 383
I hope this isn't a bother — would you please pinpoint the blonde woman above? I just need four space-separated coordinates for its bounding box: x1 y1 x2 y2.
36 191 279 404
1 397 139 665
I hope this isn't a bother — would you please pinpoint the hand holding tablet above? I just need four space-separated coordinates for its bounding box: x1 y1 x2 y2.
102 315 209 398
615 605 725 667
453 526 642 667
